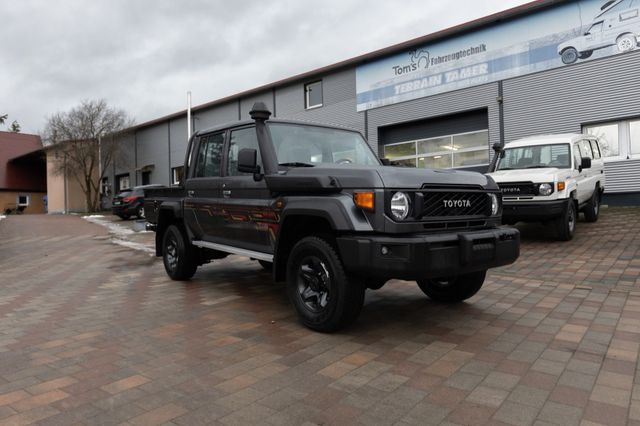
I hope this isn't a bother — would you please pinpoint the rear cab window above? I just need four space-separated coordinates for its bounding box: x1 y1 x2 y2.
194 133 225 178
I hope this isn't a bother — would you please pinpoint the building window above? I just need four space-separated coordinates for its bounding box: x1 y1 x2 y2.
17 194 30 206
584 117 640 160
141 171 151 186
305 80 323 109
172 166 184 185
383 130 489 169
116 174 130 192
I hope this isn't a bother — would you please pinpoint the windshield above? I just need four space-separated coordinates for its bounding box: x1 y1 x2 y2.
497 143 571 170
268 123 379 166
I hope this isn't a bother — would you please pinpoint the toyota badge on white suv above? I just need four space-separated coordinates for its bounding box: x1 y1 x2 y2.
487 134 605 240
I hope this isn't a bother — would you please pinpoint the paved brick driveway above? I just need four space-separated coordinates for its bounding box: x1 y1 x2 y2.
0 208 639 426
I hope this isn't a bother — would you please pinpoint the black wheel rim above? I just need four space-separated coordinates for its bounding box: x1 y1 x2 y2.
431 277 455 288
296 256 330 313
165 235 178 271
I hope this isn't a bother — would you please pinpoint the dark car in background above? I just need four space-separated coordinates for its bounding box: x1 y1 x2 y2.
112 184 164 220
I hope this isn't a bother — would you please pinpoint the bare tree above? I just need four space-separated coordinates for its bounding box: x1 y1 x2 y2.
10 120 20 133
44 99 134 212
0 114 7 125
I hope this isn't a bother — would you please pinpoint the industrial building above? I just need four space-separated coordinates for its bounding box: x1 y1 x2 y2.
89 0 640 213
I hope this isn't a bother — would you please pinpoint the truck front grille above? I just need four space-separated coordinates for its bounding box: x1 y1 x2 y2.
419 191 490 218
498 182 535 196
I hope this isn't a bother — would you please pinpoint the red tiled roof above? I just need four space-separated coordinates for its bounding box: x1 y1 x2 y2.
0 131 46 192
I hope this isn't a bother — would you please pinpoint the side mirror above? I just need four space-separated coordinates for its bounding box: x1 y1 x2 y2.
380 158 391 166
237 148 261 174
581 157 592 169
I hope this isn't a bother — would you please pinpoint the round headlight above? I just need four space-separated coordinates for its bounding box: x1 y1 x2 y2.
489 193 499 215
390 192 411 221
538 183 553 196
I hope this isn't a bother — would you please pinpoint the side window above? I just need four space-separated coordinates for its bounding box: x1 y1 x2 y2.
573 144 582 169
194 133 225 178
589 140 601 159
228 127 262 176
581 140 593 159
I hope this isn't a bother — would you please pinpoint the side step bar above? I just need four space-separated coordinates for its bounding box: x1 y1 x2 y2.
192 240 274 262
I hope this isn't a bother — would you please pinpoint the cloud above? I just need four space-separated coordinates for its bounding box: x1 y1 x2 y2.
0 0 529 133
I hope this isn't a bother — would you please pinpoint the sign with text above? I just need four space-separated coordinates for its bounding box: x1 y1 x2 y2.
356 0 640 111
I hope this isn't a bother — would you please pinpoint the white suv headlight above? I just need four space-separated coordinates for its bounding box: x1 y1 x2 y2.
489 193 499 215
538 183 553 196
390 192 411 221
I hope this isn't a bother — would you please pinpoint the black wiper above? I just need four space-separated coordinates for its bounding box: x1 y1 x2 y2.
497 167 513 170
278 162 315 167
525 165 550 169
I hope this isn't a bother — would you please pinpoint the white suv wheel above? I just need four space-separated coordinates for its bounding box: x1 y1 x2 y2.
617 34 637 52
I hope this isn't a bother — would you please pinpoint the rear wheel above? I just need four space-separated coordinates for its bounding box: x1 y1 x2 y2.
583 189 600 223
287 236 364 332
416 271 486 303
162 225 198 280
617 34 637 52
556 200 576 241
561 47 578 64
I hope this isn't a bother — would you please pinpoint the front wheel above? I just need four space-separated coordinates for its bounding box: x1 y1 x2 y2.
416 271 486 303
287 236 365 332
583 189 600 223
162 224 198 280
556 200 576 241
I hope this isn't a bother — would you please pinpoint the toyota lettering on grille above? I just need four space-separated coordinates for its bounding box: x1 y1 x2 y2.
442 199 471 208
501 187 520 193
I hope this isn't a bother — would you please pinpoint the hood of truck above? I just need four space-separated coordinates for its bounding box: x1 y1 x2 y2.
274 164 492 190
488 167 572 183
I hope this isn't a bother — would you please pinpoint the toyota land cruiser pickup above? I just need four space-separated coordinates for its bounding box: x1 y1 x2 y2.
144 102 520 332
487 134 605 241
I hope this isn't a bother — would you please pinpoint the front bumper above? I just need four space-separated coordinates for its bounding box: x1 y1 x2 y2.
336 227 520 280
502 199 569 222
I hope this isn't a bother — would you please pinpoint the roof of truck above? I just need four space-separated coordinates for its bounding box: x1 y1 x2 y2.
505 133 596 148
195 118 364 136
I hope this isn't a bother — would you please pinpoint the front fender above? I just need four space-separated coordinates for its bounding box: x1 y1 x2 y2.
278 194 373 232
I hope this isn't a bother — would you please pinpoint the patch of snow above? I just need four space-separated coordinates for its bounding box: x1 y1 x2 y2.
111 239 155 254
83 216 134 237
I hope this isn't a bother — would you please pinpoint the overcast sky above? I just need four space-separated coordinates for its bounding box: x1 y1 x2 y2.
1 0 530 134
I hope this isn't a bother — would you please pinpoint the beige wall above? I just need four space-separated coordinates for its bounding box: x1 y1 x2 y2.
46 151 90 214
0 190 46 214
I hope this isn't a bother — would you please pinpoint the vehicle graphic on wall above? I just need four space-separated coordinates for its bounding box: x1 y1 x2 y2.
558 0 640 64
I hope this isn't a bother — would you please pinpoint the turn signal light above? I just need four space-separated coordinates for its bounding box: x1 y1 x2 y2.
354 191 375 211
557 182 566 191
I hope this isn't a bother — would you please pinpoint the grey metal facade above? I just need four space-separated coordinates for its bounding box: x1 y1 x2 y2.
104 2 640 203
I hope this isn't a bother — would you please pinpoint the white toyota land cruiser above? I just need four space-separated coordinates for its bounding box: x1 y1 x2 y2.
487 134 605 241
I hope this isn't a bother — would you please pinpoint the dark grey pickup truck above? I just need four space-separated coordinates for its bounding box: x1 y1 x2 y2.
144 102 520 332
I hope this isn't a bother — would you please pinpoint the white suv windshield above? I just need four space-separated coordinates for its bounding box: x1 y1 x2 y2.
497 143 571 170
269 123 379 166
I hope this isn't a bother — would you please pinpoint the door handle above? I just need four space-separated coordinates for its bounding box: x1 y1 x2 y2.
187 190 195 197
223 190 231 198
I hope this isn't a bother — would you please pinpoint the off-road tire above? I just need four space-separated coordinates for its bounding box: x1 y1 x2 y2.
258 260 273 271
583 188 600 223
286 236 365 332
556 200 577 241
561 47 578 64
162 224 198 280
416 271 486 303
